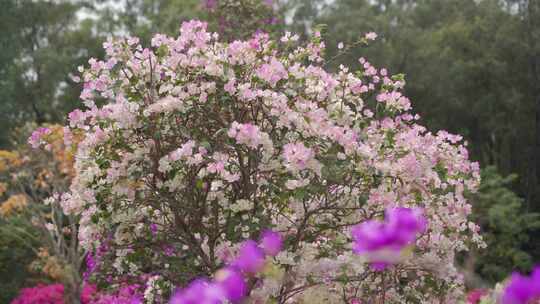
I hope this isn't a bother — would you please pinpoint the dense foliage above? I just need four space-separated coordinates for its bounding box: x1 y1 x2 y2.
467 167 540 284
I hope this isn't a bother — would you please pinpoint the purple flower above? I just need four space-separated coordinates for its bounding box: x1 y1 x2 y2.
385 207 427 246
169 279 224 304
503 266 540 304
259 229 283 257
351 207 427 268
215 268 247 302
84 253 96 280
370 261 390 271
168 230 283 303
351 220 394 252
203 0 218 10
150 223 158 236
232 240 266 274
164 245 176 257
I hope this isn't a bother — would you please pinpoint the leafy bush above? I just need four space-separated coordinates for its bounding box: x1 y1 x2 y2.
467 167 540 284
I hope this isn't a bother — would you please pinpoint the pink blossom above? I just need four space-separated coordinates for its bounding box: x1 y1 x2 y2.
11 284 98 304
256 58 287 87
282 142 321 175
68 109 87 127
94 283 143 304
228 122 266 149
365 32 378 40
224 78 237 94
11 284 64 304
203 0 218 10
466 289 488 304
170 140 196 161
28 127 51 149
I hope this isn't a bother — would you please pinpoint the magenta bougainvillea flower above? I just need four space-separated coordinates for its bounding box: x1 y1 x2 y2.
214 268 248 302
351 207 426 269
11 284 97 304
466 288 488 304
259 229 283 257
11 284 64 304
384 207 427 246
170 279 224 304
232 240 266 274
503 266 540 304
170 230 282 303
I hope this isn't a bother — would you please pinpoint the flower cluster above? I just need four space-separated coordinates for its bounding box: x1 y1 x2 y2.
52 19 483 302
11 284 64 304
0 194 28 217
94 283 144 304
351 207 426 270
0 150 23 172
11 284 96 304
170 230 282 303
467 289 488 304
28 127 52 149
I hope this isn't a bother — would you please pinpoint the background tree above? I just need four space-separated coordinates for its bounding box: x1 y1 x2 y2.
0 0 104 147
464 167 540 285
94 0 201 41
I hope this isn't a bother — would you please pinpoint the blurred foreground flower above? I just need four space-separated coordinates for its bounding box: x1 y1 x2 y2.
170 230 282 303
351 207 426 269
503 266 540 304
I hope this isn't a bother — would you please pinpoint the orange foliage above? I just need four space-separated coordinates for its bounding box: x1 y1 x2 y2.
0 194 28 217
0 182 6 197
40 124 77 178
30 247 66 280
0 150 23 172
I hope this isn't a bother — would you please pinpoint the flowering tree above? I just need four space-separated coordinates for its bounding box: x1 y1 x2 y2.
42 20 486 303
